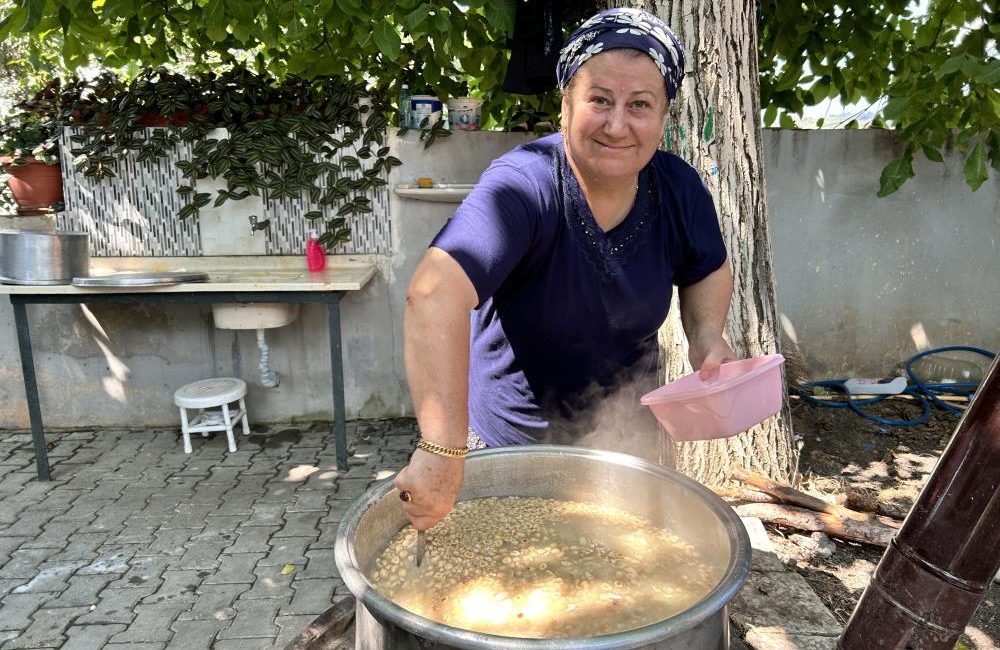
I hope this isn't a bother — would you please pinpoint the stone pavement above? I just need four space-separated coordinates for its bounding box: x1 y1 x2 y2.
0 420 416 650
0 420 841 650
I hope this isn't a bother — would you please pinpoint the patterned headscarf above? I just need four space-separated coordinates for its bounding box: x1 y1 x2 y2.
556 8 686 100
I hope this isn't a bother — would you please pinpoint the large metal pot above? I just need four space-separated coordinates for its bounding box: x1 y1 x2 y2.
0 229 89 285
335 446 751 650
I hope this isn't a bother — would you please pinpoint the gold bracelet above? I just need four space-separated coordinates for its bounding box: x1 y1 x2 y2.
416 437 469 459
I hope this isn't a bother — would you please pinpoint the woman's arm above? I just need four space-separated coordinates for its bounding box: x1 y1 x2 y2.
394 247 479 530
678 260 736 378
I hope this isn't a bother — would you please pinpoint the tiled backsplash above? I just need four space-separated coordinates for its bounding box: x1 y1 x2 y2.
57 128 390 257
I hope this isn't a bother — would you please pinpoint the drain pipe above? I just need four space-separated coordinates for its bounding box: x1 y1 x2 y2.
838 354 1000 649
256 329 279 388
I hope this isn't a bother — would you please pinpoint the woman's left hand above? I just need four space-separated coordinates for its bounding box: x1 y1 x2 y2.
689 333 736 380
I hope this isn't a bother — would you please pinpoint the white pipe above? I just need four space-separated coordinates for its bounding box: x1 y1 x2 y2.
256 329 279 388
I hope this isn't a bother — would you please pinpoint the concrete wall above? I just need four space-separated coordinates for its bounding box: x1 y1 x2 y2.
1 128 997 429
765 129 1000 379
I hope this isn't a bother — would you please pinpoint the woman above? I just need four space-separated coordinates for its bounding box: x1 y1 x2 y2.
396 8 735 530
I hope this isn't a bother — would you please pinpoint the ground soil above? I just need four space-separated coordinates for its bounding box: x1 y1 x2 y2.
774 395 1000 648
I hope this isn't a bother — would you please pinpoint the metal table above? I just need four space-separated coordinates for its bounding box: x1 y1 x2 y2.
5 266 374 480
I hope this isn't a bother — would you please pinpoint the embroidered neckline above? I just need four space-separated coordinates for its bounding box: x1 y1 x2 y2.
556 142 659 281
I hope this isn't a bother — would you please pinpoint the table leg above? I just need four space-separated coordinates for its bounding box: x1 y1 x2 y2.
328 293 348 471
11 299 51 481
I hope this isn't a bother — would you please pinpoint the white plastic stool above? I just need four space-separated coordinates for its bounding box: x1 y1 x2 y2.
174 377 249 453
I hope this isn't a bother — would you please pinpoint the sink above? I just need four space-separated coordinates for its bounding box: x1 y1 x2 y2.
212 302 301 330
393 183 475 203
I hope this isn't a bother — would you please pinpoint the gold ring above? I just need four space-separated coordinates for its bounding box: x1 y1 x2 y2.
399 490 411 503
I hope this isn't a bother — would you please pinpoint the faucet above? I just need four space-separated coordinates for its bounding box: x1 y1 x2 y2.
248 215 271 235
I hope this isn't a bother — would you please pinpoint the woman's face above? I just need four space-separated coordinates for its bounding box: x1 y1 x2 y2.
561 49 669 188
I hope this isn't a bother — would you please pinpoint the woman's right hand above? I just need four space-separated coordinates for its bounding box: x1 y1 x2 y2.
394 449 465 530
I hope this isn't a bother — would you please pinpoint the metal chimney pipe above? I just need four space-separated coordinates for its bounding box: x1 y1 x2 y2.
838 353 1000 649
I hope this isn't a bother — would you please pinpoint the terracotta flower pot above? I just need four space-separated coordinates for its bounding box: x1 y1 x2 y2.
1 157 64 215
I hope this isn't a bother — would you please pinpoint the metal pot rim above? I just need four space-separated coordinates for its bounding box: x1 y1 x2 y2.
335 445 751 650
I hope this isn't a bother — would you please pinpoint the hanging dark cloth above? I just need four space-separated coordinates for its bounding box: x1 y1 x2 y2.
502 0 599 95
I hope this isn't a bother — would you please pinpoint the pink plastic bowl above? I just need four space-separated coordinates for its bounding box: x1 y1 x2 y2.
640 354 785 441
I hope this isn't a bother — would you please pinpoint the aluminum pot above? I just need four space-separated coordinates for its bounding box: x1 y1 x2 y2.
335 445 751 650
0 229 89 285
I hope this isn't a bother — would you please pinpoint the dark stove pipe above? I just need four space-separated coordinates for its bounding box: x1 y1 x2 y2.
838 354 1000 649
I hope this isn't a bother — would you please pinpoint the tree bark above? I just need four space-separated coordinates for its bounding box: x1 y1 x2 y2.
607 0 797 484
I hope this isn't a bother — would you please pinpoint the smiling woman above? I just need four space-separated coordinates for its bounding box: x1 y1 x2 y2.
392 7 739 535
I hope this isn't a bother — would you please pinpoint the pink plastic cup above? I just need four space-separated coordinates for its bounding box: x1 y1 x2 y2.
640 354 786 441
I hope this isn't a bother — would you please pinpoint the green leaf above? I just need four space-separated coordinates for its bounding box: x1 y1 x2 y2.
403 4 432 31
373 21 401 61
484 0 515 36
920 143 944 163
280 563 295 575
204 1 228 42
779 113 796 129
963 142 988 191
21 0 46 32
877 153 914 197
763 104 777 127
882 96 910 122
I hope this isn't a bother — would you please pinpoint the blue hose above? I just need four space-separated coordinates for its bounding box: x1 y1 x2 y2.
793 345 995 428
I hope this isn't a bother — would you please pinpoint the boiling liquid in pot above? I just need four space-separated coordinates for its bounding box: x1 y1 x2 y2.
370 496 723 638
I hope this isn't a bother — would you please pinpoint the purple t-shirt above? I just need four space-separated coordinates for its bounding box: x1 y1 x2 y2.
431 133 726 446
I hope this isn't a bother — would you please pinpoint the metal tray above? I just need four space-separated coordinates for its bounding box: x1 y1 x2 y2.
72 271 210 287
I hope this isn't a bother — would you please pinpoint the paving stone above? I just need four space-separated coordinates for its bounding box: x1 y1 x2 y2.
75 506 135 535
0 510 60 539
159 503 219 531
203 553 265 585
286 491 332 513
271 512 321 539
83 480 130 501
224 526 279 554
21 518 91 549
212 494 257 517
108 603 189 644
274 614 318 649
0 547 60 579
0 538 32 564
239 567 294 601
280 578 337 616
300 549 340 580
49 532 113 562
74 586 157 625
112 517 161 546
0 498 27 526
105 555 172 590
211 637 275 650
105 643 165 650
139 570 201 605
166 616 232 649
135 528 200 557
60 497 118 521
1 605 88 648
173 542 228 571
731 570 842 636
330 478 372 501
45 573 117 608
0 579 27 599
61 623 128 650
10 560 86 594
0 593 47 630
244 504 287 527
215 598 287 640
258 536 313 568
77 546 139 575
198 515 245 540
175 583 250 621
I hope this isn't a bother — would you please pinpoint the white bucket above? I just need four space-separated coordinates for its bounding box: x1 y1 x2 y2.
446 97 483 131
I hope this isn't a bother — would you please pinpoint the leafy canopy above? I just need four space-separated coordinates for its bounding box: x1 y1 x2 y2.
761 0 998 193
2 0 995 193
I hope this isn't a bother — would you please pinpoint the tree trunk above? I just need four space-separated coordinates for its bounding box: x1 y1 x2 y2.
607 0 797 484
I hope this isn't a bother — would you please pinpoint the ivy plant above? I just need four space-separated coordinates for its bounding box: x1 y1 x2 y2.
58 65 401 249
